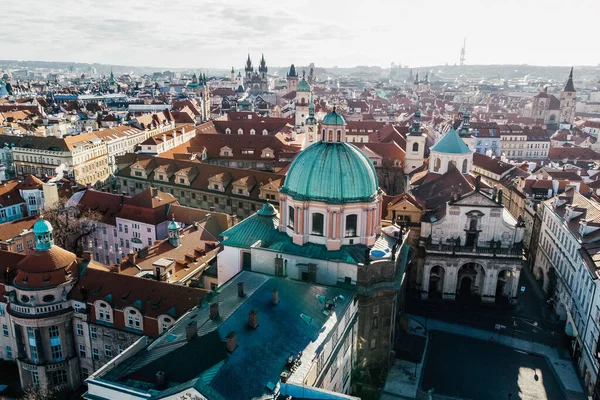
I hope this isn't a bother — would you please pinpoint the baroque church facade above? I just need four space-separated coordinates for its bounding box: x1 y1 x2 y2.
395 117 525 303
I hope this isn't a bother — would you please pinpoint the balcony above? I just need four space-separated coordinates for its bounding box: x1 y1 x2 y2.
9 301 71 317
423 242 522 258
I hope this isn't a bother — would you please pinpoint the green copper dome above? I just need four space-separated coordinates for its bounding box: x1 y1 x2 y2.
33 218 54 251
281 142 378 204
168 219 179 230
297 78 311 92
322 110 345 126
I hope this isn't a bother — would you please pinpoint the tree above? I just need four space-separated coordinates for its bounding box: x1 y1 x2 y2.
42 199 103 255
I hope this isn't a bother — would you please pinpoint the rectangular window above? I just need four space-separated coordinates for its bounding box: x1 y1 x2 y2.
51 344 62 360
104 345 112 358
92 348 99 360
118 344 125 354
49 326 59 338
31 371 39 386
90 326 97 339
5 346 12 359
17 243 23 252
81 368 89 379
2 324 8 337
79 344 86 358
148 238 152 246
27 327 34 338
30 344 38 361
76 323 83 336
0 305 4 316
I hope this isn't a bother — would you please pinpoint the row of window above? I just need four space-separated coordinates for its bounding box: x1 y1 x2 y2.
288 207 358 237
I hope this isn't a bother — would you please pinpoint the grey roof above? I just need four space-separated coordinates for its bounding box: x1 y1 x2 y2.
104 271 356 400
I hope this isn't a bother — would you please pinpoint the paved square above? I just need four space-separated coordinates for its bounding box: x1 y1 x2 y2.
422 331 566 400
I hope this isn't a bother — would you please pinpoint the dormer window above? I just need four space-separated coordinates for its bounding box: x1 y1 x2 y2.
250 129 256 135
238 128 243 135
262 129 268 135
225 128 231 135
95 301 112 322
125 308 143 330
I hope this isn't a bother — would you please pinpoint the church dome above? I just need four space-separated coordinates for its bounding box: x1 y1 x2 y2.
297 78 311 93
322 110 345 126
281 142 378 204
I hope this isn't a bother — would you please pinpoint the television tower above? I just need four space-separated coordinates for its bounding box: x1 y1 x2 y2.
460 38 466 66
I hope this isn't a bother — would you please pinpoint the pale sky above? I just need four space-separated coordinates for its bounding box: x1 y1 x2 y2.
4 0 599 69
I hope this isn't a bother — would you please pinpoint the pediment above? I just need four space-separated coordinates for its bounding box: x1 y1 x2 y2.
453 191 500 207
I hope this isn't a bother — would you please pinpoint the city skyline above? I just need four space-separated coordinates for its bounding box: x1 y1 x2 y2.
4 0 599 70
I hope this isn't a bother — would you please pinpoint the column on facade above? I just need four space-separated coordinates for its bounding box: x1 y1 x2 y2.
328 212 334 239
444 264 458 299
482 266 497 303
365 208 372 237
421 263 431 299
335 212 341 240
511 268 521 304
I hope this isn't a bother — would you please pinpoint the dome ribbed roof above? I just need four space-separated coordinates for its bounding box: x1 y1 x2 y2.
281 142 378 204
322 110 345 126
15 246 78 289
297 79 311 92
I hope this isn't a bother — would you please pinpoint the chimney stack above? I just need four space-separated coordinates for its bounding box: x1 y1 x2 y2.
237 282 245 298
226 331 237 353
209 302 220 320
272 289 279 305
150 186 158 197
248 310 258 329
185 322 198 341
127 251 137 265
280 371 290 383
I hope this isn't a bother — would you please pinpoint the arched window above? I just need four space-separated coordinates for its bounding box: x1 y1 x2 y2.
448 160 456 170
462 159 468 173
434 158 441 172
337 130 341 142
328 130 333 142
288 206 295 229
311 213 324 236
95 301 112 322
345 214 358 237
158 315 174 334
412 142 419 152
372 316 379 330
125 307 143 330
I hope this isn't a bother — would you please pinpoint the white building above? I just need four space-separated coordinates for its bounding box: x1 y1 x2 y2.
534 189 600 393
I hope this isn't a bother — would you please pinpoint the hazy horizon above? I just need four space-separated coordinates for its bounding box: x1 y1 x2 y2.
4 0 599 70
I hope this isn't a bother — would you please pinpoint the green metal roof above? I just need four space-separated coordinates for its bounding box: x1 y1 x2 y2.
297 78 311 92
280 142 378 204
430 127 471 155
221 207 368 264
322 110 345 126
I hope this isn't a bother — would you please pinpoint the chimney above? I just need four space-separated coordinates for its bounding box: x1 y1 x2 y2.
185 322 198 341
272 289 279 305
209 302 220 320
237 282 245 298
127 252 137 265
155 371 166 389
150 187 158 197
82 251 92 261
226 331 237 353
248 310 258 329
280 371 289 383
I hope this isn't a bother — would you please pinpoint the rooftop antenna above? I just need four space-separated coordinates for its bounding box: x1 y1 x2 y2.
460 38 466 66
